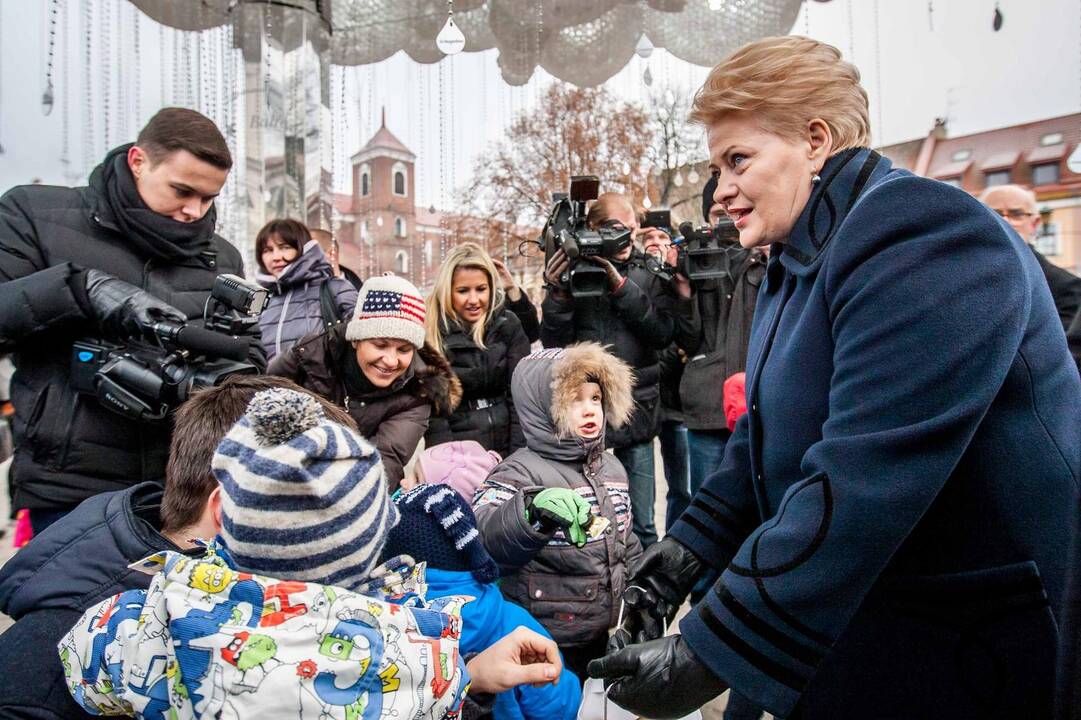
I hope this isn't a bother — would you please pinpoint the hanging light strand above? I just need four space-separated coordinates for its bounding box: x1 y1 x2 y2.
42 0 60 116
82 0 94 173
100 0 110 145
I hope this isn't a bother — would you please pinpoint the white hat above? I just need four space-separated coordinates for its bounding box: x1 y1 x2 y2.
346 272 427 349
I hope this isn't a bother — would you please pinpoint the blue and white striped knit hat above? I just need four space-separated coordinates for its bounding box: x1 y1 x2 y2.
211 388 399 589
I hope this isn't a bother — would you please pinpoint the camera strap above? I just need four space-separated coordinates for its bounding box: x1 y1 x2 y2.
319 281 344 329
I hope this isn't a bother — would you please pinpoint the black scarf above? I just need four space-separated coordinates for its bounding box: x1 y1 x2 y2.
342 349 378 399
90 144 218 263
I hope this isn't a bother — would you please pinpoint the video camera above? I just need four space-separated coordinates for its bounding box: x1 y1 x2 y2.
539 175 633 298
674 218 740 284
71 274 268 422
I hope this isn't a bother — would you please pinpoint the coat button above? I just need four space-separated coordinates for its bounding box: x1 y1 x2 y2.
751 403 758 412
534 589 543 599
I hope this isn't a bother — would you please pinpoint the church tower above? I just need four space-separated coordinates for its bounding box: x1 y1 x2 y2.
349 110 418 282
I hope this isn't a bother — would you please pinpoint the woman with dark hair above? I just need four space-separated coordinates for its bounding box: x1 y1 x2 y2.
591 35 1080 720
255 218 356 359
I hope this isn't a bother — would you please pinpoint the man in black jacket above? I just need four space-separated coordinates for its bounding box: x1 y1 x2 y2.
0 107 265 532
981 184 1081 370
540 192 676 547
671 178 766 514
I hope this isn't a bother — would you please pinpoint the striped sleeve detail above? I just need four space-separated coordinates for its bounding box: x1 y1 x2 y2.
670 491 757 571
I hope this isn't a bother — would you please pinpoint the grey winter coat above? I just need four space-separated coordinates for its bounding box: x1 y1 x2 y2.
256 240 356 360
472 343 643 647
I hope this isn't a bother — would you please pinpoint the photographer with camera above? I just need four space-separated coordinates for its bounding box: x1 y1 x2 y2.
0 107 265 533
668 176 766 517
540 190 676 548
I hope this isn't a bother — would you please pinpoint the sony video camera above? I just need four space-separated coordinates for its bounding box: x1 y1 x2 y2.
674 218 740 284
540 175 633 298
71 274 268 422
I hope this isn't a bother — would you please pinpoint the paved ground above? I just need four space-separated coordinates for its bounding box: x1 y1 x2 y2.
0 443 758 719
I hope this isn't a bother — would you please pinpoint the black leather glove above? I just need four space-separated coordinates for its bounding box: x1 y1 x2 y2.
587 634 727 719
611 536 705 651
84 269 186 342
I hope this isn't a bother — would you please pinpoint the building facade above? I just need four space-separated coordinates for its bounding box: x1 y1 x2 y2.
878 113 1081 273
334 115 541 295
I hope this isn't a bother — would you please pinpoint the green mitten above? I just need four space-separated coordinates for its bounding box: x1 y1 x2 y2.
528 488 593 547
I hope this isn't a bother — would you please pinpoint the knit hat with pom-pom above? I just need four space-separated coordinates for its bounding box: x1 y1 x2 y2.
211 387 398 589
381 484 498 583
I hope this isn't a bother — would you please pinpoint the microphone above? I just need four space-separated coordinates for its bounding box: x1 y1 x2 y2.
152 321 250 361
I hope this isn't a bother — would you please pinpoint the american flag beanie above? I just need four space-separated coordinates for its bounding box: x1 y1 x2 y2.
346 272 427 349
211 388 399 590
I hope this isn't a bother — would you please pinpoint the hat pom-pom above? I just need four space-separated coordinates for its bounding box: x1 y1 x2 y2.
246 388 324 446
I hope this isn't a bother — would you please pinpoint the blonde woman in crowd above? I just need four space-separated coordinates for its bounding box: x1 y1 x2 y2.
425 242 531 456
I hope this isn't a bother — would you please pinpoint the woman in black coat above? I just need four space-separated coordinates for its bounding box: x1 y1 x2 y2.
590 36 1081 720
424 242 531 456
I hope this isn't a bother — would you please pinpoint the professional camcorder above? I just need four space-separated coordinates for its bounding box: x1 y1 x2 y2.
539 175 633 298
674 218 740 284
71 274 268 422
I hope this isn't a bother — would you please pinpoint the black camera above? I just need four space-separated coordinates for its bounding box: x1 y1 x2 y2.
539 176 633 298
674 218 740 284
70 275 266 422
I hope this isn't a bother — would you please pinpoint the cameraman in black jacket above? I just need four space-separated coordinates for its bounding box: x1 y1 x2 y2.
671 177 766 514
0 107 265 533
540 192 676 547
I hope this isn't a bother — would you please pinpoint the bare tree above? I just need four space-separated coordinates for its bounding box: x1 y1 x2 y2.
648 86 708 220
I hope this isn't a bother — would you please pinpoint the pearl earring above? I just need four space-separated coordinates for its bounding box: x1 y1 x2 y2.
811 173 821 185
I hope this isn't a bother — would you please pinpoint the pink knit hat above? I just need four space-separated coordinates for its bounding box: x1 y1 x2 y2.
417 441 502 502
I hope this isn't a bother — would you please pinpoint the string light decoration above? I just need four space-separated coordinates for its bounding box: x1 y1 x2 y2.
42 0 60 116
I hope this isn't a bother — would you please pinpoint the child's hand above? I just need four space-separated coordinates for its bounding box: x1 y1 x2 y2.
527 488 593 547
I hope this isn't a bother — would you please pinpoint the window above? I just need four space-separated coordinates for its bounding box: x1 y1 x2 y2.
1032 163 1060 186
942 177 963 188
394 171 406 196
395 217 406 238
951 149 972 162
984 170 1011 187
395 250 409 274
1040 132 1064 147
1034 223 1060 256
359 163 371 197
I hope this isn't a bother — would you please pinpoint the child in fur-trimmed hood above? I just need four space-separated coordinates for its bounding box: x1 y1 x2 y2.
472 342 642 682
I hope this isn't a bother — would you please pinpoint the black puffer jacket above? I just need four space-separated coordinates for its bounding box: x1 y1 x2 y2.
0 483 185 720
674 247 766 430
540 251 676 448
0 146 263 511
425 307 531 456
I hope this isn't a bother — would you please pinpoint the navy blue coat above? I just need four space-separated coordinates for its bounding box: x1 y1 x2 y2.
669 148 1081 719
0 483 185 719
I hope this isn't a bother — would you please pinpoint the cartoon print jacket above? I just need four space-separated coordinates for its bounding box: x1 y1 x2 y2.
57 542 470 720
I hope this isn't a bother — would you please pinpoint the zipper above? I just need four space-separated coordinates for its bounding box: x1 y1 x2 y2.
274 290 293 356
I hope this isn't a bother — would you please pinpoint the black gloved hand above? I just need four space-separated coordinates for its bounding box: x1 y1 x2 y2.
84 269 186 342
587 634 727 719
610 536 704 651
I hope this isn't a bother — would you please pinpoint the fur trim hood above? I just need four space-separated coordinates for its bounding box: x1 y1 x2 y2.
510 342 634 463
413 343 463 417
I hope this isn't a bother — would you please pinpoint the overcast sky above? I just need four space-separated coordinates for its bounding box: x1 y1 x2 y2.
1 0 1078 209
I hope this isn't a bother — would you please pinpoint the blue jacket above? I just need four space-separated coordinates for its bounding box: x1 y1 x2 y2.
256 240 356 360
669 148 1081 719
424 568 581 720
0 483 184 719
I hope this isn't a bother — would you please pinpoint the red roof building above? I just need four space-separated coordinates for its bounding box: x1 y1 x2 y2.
878 113 1081 273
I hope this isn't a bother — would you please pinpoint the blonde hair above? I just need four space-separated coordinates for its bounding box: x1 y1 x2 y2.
690 36 871 153
425 242 505 356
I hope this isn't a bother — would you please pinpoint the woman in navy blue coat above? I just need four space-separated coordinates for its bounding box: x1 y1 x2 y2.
589 36 1081 720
